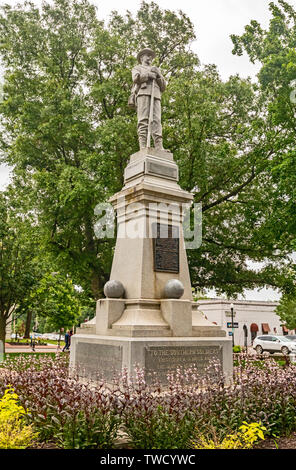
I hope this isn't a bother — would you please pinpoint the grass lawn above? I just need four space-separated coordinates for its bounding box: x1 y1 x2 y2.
1 352 67 360
6 339 65 346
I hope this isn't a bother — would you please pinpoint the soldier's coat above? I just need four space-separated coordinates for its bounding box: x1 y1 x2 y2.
132 64 166 99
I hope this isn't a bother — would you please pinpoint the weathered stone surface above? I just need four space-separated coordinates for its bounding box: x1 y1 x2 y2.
108 179 193 300
70 335 232 385
111 299 171 337
146 160 177 179
124 154 178 184
96 298 125 335
161 299 192 336
70 125 233 384
131 49 166 150
145 344 223 382
104 280 125 298
75 341 123 380
129 148 174 163
163 279 184 299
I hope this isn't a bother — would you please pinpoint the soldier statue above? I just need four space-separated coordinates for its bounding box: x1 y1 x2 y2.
129 48 167 151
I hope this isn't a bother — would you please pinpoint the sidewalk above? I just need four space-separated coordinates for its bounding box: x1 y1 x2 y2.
4 343 64 353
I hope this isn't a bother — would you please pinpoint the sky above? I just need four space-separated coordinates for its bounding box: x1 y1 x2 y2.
0 0 293 301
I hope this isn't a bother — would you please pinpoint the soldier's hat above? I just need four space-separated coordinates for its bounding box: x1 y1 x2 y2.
137 48 156 63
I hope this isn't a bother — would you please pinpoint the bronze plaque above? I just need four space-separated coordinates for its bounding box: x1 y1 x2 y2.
153 223 179 273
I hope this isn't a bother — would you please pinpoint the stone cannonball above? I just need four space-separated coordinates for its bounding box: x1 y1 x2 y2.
164 279 184 299
104 280 125 298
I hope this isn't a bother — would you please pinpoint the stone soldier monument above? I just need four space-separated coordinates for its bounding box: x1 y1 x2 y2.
70 48 233 384
129 48 166 150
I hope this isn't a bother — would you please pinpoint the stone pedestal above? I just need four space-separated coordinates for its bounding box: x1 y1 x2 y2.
70 335 232 384
70 148 233 384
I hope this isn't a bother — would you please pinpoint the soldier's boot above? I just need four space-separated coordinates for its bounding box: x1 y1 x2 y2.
154 136 166 151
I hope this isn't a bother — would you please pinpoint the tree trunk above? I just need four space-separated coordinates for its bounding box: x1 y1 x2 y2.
24 310 33 338
0 314 6 355
91 271 102 300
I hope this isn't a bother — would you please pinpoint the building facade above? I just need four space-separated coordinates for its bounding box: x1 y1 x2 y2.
196 299 293 347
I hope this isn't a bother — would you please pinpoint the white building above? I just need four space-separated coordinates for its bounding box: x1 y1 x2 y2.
197 299 294 347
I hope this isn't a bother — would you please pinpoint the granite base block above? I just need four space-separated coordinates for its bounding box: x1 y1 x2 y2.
70 334 233 384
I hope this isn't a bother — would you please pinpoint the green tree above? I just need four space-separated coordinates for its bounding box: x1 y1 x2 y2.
231 0 296 254
165 63 294 295
27 272 83 333
0 192 40 351
276 293 296 330
0 0 197 299
0 0 294 300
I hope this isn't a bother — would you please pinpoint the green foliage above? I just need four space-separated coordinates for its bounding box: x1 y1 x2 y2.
26 272 85 332
51 409 121 449
192 421 266 449
276 293 296 330
231 0 296 256
0 386 38 449
0 0 293 300
0 191 42 347
3 354 296 449
124 405 195 449
0 354 122 449
0 0 196 299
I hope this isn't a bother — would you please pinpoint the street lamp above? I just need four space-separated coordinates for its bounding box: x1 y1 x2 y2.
230 302 234 348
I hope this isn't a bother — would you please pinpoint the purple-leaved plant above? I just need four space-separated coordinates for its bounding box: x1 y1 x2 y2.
1 352 296 448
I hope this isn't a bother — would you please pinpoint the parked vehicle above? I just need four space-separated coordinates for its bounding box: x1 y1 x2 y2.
10 333 23 339
253 335 296 356
41 333 65 341
286 335 296 342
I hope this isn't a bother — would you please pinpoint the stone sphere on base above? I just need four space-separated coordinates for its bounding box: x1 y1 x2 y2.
164 279 184 299
104 280 125 298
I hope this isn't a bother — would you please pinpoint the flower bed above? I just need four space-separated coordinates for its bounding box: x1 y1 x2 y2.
0 353 296 449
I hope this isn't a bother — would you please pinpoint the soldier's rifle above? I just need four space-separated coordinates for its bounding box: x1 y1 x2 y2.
146 77 155 148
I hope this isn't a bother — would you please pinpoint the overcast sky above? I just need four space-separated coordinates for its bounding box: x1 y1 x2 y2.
0 0 293 301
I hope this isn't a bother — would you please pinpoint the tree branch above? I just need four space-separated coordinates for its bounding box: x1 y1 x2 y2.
202 167 256 212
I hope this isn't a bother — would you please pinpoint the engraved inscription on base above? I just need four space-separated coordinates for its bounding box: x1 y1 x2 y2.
76 343 123 380
147 160 178 180
145 345 223 382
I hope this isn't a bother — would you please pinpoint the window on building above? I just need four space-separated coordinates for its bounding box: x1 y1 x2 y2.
261 323 270 334
250 323 259 343
282 325 288 335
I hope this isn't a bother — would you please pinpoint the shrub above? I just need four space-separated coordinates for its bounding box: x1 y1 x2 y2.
2 353 296 448
192 422 266 449
121 366 220 449
0 386 37 449
124 404 195 449
196 354 296 438
0 354 123 449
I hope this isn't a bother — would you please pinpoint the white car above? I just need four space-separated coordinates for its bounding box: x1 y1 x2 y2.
253 335 296 355
41 333 64 341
